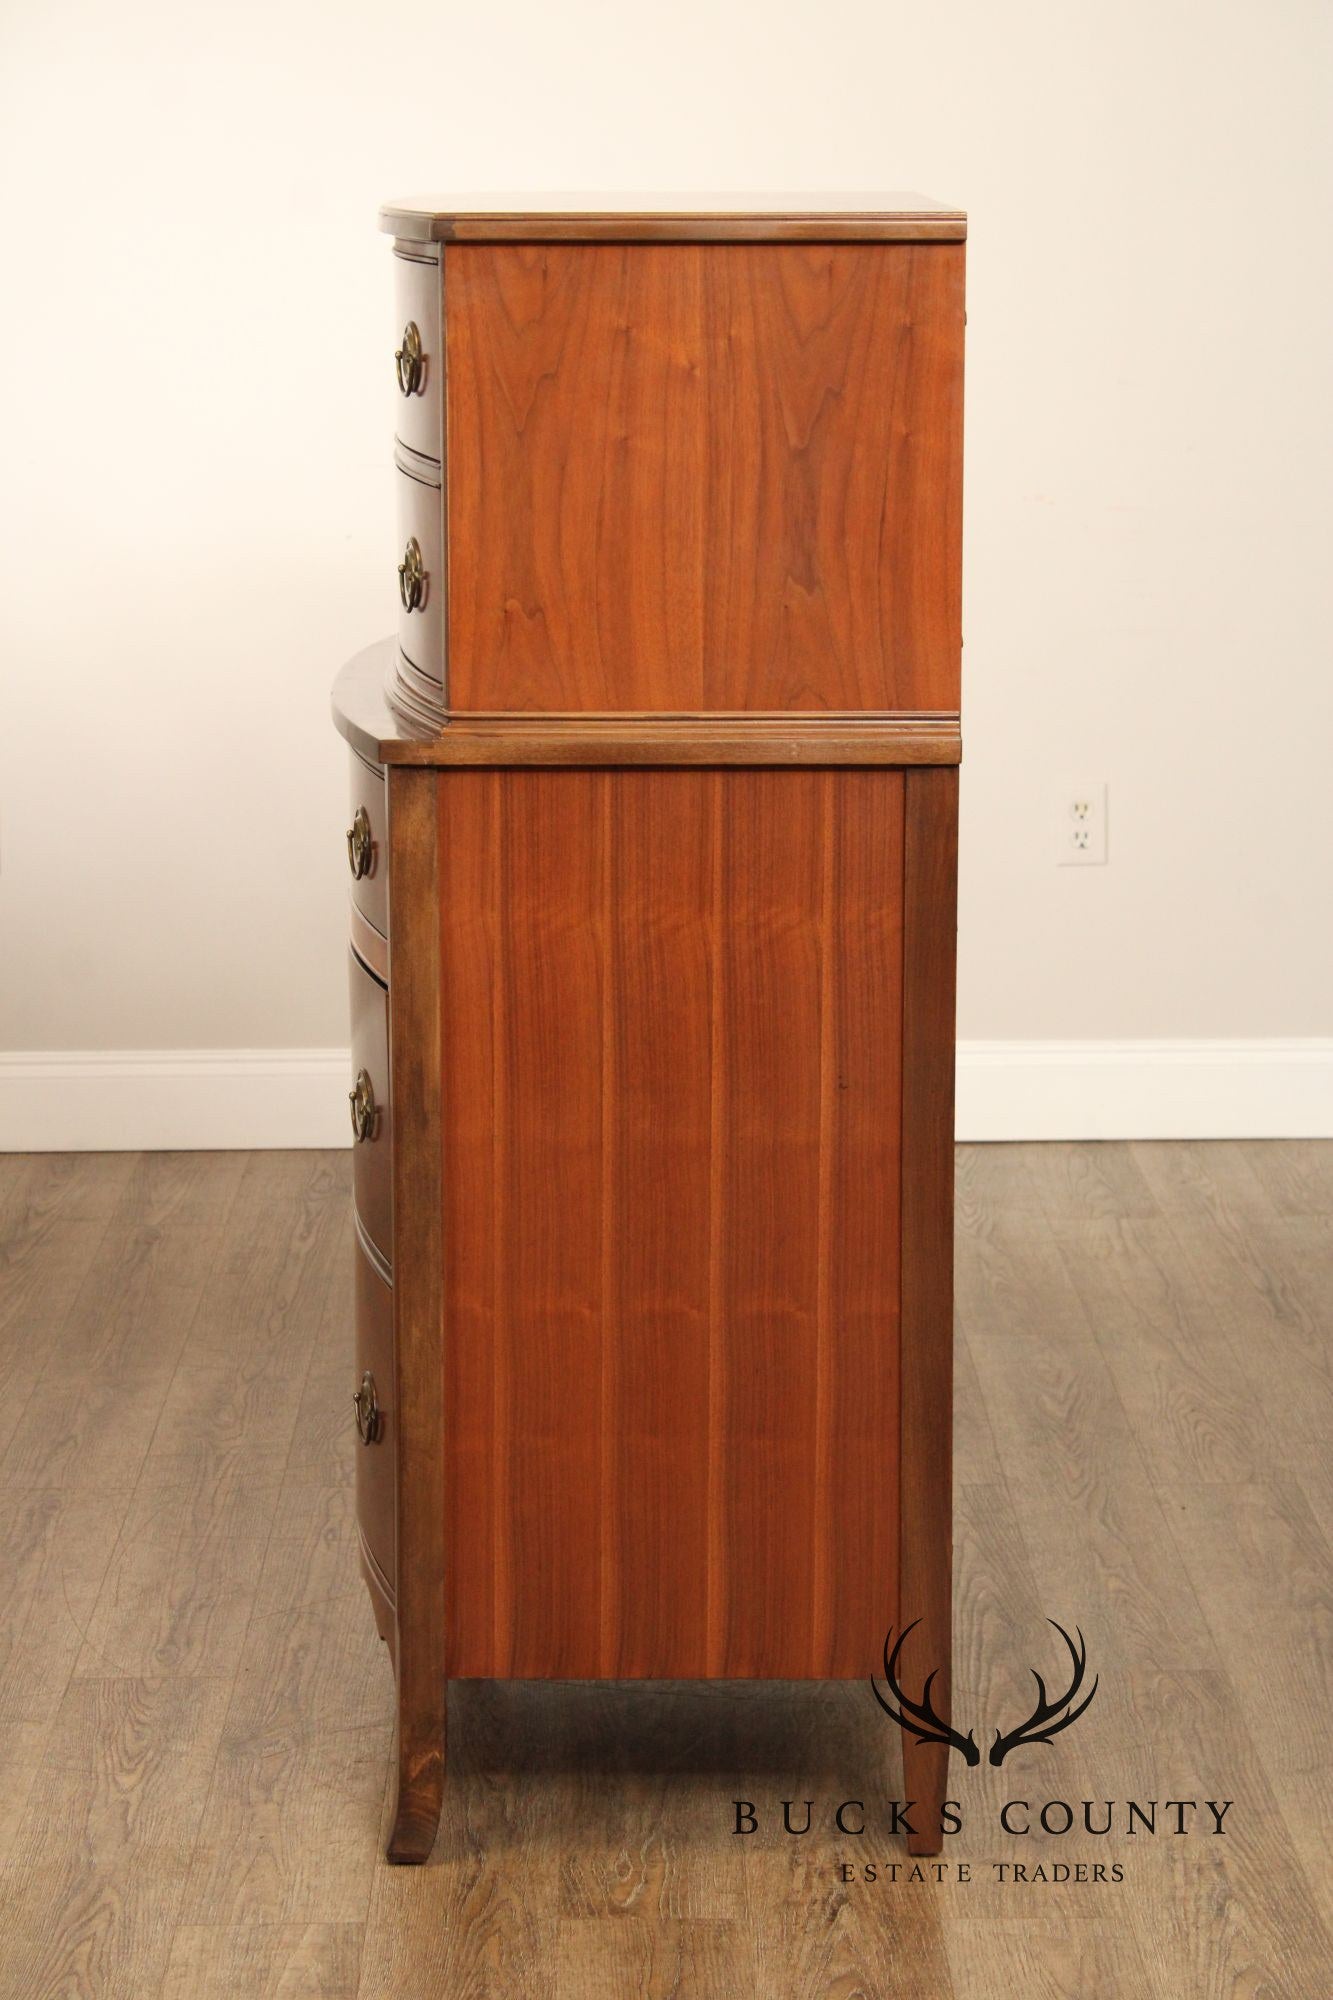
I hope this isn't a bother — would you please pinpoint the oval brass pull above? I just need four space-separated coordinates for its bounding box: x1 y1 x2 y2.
346 805 373 880
395 321 424 396
398 537 427 612
353 1371 381 1445
349 1068 377 1143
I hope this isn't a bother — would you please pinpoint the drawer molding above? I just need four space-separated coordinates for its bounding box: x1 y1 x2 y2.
386 648 446 733
350 904 389 983
393 438 442 488
354 1206 392 1287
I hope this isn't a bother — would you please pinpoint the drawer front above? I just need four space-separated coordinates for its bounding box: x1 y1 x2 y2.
354 1239 395 1593
396 461 444 686
349 949 392 1263
346 751 388 939
392 247 442 461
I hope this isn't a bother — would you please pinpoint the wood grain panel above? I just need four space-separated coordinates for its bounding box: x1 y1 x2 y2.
437 771 607 1677
821 771 905 1671
715 772 905 1675
500 771 604 1677
713 772 825 1673
445 244 963 714
605 775 715 1676
437 768 905 1680
898 765 959 1854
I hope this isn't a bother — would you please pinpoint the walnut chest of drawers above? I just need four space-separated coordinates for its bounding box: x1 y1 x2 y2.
332 194 965 1863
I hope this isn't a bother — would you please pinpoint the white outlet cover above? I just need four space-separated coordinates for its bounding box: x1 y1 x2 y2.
1057 783 1108 866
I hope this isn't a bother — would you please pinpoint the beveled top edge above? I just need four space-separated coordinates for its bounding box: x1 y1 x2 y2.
379 191 966 243
441 709 962 728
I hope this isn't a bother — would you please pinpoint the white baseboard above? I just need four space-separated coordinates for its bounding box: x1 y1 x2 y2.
955 1038 1333 1141
0 1040 1329 1151
0 1049 352 1152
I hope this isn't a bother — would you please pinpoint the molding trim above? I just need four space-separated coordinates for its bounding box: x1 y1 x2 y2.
1 1039 1330 1151
382 703 963 768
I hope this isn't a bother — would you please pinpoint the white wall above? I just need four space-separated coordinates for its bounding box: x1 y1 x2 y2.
1 0 1330 1140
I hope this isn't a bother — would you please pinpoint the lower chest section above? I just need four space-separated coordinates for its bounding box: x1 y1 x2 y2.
354 762 947 1682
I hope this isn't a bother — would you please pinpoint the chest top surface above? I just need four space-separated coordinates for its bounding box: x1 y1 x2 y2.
379 192 966 242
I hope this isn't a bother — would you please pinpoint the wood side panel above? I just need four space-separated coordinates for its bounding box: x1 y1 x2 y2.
437 768 905 1679
822 771 905 1672
606 775 715 1676
897 765 958 1855
441 770 783 1678
445 244 963 714
440 772 608 1676
501 772 607 1676
714 770 905 1676
714 772 825 1672
384 765 446 1863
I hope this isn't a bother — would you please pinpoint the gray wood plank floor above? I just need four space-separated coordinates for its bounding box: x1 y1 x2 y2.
0 1143 1328 1998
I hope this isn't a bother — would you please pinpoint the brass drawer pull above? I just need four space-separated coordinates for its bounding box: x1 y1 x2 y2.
349 1069 377 1143
395 322 425 396
398 537 427 612
353 1370 381 1445
346 805 373 880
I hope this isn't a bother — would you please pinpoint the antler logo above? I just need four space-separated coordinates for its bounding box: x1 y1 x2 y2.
988 1621 1098 1765
870 1620 981 1765
871 1619 1098 1768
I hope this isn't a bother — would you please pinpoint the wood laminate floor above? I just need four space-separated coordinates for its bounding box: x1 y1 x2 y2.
0 1143 1328 1998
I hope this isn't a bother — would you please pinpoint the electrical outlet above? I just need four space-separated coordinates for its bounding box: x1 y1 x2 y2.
1057 784 1108 866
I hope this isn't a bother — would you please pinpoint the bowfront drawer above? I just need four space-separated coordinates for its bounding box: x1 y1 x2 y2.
396 455 443 687
349 948 392 1264
392 246 441 462
346 751 388 939
354 1239 395 1596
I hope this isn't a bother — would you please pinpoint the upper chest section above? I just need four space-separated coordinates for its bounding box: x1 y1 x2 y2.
382 199 965 716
